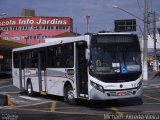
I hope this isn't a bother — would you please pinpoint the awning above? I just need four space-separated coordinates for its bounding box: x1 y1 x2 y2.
0 38 26 55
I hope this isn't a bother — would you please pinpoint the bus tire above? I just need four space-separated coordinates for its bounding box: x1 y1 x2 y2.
64 85 76 105
137 97 143 105
27 81 34 97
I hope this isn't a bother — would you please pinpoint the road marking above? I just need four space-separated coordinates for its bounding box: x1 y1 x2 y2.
55 106 81 109
19 96 41 101
155 97 160 99
7 95 14 106
144 88 160 91
144 84 160 89
144 102 160 104
111 107 124 116
5 107 105 116
7 101 52 109
51 101 57 112
0 91 21 94
144 110 160 113
144 94 160 101
0 85 13 89
0 81 10 84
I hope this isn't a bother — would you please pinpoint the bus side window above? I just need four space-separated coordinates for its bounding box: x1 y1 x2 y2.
55 45 63 67
64 43 74 68
21 52 25 69
47 47 55 67
32 51 38 68
13 52 19 68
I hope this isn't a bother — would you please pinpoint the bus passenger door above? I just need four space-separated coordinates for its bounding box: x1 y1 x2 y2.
76 41 88 98
17 53 25 89
19 53 25 89
38 50 47 93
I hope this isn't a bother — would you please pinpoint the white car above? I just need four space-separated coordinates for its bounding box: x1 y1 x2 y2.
149 61 160 67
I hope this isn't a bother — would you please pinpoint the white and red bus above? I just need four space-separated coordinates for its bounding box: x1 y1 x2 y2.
12 33 142 104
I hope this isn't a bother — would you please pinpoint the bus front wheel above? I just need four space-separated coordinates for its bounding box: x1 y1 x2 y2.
27 81 34 96
64 85 76 105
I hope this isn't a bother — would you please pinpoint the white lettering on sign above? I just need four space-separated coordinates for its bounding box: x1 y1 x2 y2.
0 18 68 26
36 19 67 25
18 19 34 25
0 20 16 26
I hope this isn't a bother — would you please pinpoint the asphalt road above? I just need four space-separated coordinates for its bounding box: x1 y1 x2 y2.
0 78 160 120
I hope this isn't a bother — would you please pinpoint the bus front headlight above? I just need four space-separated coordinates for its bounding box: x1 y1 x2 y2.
137 81 142 90
90 81 104 93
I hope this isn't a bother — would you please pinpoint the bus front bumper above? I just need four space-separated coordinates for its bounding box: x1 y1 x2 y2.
89 86 143 100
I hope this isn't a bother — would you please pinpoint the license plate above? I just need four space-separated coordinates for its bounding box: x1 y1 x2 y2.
117 92 126 96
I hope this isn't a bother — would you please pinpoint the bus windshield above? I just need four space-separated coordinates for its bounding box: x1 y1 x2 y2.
89 35 142 82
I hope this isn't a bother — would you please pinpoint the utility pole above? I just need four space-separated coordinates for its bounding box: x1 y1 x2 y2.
143 0 148 80
112 1 149 80
153 12 159 71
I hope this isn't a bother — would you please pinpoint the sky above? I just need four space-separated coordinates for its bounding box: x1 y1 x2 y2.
0 0 160 35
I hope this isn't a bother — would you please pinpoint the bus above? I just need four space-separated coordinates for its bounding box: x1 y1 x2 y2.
12 33 142 104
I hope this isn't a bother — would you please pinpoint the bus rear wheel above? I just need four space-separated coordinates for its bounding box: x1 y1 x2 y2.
64 85 76 105
27 81 34 96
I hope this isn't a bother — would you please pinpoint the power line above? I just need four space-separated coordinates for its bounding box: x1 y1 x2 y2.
136 0 143 14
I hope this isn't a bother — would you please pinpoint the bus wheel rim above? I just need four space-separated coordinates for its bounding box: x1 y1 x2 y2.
28 84 32 94
67 90 74 101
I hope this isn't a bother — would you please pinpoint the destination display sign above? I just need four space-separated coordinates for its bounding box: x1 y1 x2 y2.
97 36 134 43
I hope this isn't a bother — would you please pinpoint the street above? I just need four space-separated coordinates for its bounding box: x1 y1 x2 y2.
0 78 160 120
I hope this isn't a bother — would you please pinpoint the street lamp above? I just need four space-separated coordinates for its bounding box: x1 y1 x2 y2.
0 13 7 17
112 5 143 21
86 15 90 33
112 1 149 80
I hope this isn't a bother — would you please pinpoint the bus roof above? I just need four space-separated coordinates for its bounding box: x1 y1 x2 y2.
97 32 133 35
13 35 90 52
13 33 137 52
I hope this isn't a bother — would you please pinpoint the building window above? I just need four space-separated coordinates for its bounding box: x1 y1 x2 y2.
42 25 55 30
42 25 46 30
21 26 32 30
11 26 19 31
3 27 10 31
12 36 20 40
33 35 40 40
42 36 47 39
51 26 54 30
55 26 68 30
33 26 40 30
4 36 10 40
22 36 32 40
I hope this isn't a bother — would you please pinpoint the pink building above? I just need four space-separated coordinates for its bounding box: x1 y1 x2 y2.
0 16 73 44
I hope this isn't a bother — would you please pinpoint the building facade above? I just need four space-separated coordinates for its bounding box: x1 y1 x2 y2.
0 16 73 44
139 21 160 62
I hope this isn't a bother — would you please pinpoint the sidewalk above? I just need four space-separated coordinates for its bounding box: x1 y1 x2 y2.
143 71 160 87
